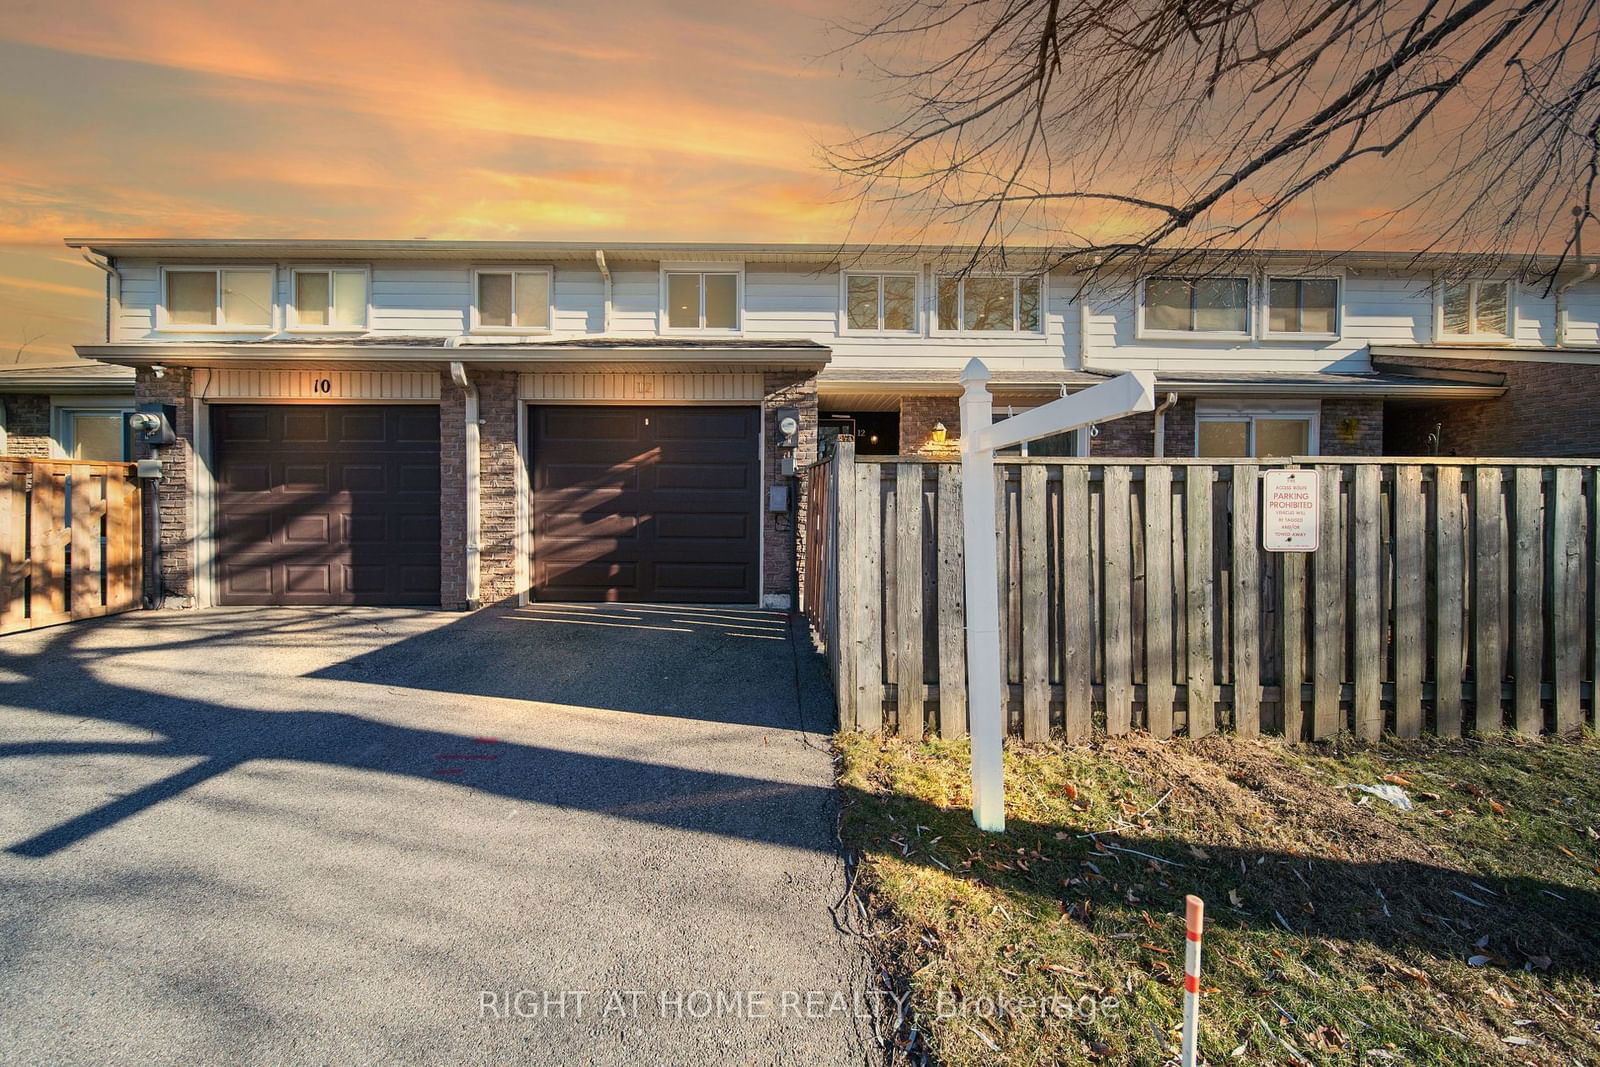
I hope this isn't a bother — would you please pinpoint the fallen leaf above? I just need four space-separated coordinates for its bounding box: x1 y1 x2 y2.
1229 889 1245 908
1381 773 1412 787
1188 845 1211 860
1064 782 1079 801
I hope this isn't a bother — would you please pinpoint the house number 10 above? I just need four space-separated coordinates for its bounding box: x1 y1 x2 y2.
311 378 332 394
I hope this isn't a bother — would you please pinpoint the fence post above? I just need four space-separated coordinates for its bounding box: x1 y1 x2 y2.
959 361 1006 831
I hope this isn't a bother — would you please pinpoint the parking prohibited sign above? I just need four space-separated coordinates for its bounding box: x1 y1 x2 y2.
1262 469 1319 552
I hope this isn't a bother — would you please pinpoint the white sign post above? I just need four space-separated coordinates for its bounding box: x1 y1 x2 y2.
1261 468 1320 552
959 359 1156 831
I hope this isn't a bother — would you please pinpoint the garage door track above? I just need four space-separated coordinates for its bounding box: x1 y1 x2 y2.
0 605 870 1065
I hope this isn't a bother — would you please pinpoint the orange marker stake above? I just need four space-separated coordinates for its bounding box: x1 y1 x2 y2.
1182 895 1204 1067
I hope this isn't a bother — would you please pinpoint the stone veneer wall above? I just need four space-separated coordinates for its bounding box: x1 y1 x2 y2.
134 366 196 606
764 371 818 605
3 395 53 457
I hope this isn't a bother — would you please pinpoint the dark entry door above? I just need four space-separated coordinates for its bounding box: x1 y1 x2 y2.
530 405 761 603
212 404 441 606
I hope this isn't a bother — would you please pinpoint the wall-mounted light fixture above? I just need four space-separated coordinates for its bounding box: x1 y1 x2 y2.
931 421 948 445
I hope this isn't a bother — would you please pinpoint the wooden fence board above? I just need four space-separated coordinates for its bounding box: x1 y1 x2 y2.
1103 466 1133 735
833 445 858 727
854 462 884 731
1473 468 1505 733
1144 465 1174 739
1020 465 1051 740
1394 465 1425 739
1435 466 1465 737
1281 548 1306 742
1353 465 1383 740
1231 465 1261 737
1552 467 1583 736
1185 466 1215 737
895 464 924 739
1313 466 1344 739
1513 467 1544 736
935 464 967 736
0 464 26 631
1061 466 1092 740
31 468 67 625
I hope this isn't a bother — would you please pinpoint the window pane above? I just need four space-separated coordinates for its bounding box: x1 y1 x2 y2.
221 271 273 327
937 277 960 330
1194 277 1248 332
1018 278 1040 332
295 272 330 327
71 413 125 461
846 275 879 330
882 275 915 331
1268 278 1298 333
514 271 550 329
1144 278 1191 331
1441 283 1470 336
666 273 699 329
963 275 1014 331
703 273 737 329
332 271 366 327
166 271 216 326
478 273 513 327
1301 278 1337 334
1197 420 1249 458
1255 418 1309 458
1028 429 1077 457
1474 281 1508 336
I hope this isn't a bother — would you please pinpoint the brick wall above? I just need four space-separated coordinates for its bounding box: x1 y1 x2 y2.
1382 356 1600 457
764 371 817 606
1319 398 1384 456
3 395 53 457
476 370 521 606
439 375 469 610
1092 399 1195 457
135 366 195 606
898 396 960 455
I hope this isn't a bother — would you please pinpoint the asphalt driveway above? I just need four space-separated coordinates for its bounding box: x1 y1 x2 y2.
0 604 871 1065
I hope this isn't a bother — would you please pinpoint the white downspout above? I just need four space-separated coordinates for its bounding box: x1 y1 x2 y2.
595 249 612 334
1151 391 1178 458
80 249 119 342
448 358 481 609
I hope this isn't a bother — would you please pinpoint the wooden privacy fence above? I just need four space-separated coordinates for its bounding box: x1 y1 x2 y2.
0 458 142 635
803 438 1600 742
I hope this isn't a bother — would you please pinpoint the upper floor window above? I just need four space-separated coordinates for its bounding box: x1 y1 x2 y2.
1438 279 1511 340
474 268 551 331
936 274 1043 333
290 268 368 330
1266 277 1339 337
1141 276 1251 336
161 267 274 330
844 272 917 333
665 270 739 330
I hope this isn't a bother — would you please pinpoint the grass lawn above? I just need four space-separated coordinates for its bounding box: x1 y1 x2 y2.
836 732 1600 1065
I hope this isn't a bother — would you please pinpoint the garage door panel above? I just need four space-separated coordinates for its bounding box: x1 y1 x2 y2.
213 404 441 606
531 404 759 603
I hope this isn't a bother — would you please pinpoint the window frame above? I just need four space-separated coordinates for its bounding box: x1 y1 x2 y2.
286 265 371 333
51 399 137 462
470 266 555 334
1260 273 1343 341
838 269 922 336
1194 401 1320 458
156 265 277 333
1136 274 1254 341
1434 277 1516 343
930 272 1047 338
659 264 744 334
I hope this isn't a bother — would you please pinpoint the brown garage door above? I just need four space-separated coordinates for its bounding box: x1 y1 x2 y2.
531 405 761 603
213 404 441 606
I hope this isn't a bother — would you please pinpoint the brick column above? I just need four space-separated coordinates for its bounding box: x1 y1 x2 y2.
439 374 469 610
134 366 196 606
763 371 818 607
476 370 521 605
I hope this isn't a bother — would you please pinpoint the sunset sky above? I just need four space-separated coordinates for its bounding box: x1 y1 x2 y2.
0 0 1473 363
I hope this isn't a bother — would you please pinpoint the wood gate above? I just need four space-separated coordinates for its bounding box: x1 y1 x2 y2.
0 458 143 635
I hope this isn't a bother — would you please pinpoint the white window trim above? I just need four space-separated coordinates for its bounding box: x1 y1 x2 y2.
929 272 1047 339
286 265 372 334
1434 277 1517 344
51 397 137 461
838 269 922 336
156 265 277 333
1260 272 1343 341
659 263 744 334
470 266 555 334
1194 400 1320 458
1136 275 1254 341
